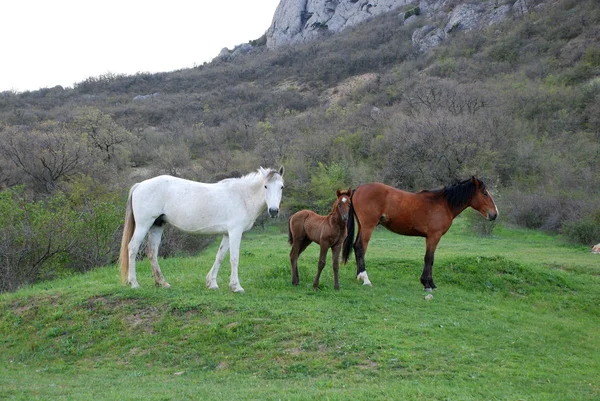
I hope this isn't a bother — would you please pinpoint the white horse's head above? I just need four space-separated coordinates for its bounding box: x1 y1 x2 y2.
261 166 284 218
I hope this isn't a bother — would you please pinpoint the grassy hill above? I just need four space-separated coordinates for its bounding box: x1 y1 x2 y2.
2 219 599 400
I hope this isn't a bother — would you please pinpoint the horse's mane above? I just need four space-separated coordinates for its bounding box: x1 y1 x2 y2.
428 178 485 209
217 168 279 184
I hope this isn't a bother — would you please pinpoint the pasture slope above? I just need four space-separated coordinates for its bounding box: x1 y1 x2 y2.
1 217 599 400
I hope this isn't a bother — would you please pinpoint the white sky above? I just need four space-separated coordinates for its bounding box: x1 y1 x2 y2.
0 0 281 93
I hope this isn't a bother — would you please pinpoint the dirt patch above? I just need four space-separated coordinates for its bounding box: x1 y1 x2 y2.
323 73 379 104
12 294 62 316
123 306 161 332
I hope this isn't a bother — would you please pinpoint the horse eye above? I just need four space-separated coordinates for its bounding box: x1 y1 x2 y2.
281 185 284 189
264 185 267 189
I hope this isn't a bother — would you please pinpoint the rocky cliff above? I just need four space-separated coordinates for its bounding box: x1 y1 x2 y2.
266 0 415 49
265 0 543 52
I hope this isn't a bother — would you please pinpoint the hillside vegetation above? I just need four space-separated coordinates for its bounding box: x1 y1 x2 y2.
1 0 600 291
1 220 599 400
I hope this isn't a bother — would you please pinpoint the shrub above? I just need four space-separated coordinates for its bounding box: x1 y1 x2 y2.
463 208 497 236
0 188 74 292
561 212 600 245
502 191 564 231
309 162 351 214
0 186 125 292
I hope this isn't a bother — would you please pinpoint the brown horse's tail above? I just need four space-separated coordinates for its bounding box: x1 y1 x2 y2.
119 184 138 284
342 189 356 265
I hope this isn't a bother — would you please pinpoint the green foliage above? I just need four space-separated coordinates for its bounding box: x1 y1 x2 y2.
463 208 497 236
404 6 420 19
584 47 600 67
309 162 350 214
0 184 124 292
0 187 74 291
561 211 600 245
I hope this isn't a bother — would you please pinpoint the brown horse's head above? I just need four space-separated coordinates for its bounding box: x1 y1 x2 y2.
335 188 352 222
469 177 498 221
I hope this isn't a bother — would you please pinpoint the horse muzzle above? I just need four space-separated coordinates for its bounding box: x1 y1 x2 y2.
488 211 498 221
268 207 279 218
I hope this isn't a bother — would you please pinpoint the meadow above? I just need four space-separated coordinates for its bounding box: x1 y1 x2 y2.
1 217 599 400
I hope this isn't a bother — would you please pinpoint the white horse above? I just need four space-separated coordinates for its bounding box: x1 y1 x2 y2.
119 167 284 293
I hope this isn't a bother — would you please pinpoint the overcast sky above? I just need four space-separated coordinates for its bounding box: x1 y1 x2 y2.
0 0 281 93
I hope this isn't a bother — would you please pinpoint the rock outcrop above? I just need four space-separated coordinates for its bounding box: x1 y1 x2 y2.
266 0 545 53
266 0 416 50
412 0 544 52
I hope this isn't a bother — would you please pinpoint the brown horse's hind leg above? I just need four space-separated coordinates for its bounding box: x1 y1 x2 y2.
421 235 441 291
354 226 374 286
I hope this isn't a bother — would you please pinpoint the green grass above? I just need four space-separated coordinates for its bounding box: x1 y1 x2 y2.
1 217 599 400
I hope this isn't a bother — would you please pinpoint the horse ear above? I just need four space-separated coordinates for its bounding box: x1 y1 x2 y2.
336 189 341 197
471 176 478 186
278 166 285 177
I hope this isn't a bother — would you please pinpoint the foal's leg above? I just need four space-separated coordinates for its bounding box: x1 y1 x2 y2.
313 243 329 291
206 235 229 290
354 226 374 286
421 234 441 291
146 225 170 288
290 237 311 286
227 229 245 293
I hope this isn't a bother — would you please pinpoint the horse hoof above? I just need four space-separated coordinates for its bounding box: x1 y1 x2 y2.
357 272 372 286
231 285 245 294
207 284 219 290
162 282 171 288
424 287 433 293
129 281 140 289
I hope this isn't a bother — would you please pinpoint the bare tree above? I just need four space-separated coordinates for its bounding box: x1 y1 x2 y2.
72 107 133 165
0 124 89 193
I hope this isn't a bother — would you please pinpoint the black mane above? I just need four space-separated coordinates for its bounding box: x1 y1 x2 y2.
433 178 485 210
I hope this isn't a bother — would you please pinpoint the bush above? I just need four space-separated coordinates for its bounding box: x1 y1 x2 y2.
463 208 497 236
309 162 351 214
0 186 124 292
561 212 600 245
502 191 563 230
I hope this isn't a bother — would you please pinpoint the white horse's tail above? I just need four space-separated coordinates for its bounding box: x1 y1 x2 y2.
119 184 138 284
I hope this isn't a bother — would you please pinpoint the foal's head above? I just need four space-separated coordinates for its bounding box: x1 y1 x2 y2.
334 188 352 222
468 177 498 221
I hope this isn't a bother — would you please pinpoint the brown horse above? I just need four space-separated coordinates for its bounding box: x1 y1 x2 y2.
342 177 498 291
288 189 352 291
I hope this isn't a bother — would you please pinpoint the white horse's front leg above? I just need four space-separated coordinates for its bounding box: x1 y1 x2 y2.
227 230 244 293
206 235 229 290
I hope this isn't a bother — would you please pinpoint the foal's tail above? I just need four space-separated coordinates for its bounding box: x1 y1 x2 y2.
119 184 138 284
287 216 293 245
342 189 356 265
